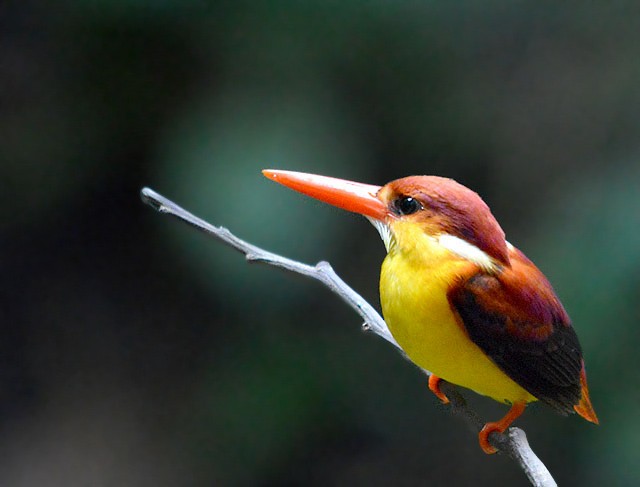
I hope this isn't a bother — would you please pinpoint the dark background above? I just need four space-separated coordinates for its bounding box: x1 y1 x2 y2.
2 2 639 485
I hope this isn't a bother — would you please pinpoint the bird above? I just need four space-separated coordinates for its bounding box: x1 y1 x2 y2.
262 169 598 454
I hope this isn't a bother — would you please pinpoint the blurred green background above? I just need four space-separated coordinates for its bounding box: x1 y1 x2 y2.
2 1 639 485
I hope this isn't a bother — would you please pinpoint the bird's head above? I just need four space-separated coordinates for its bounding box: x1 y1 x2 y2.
263 170 510 270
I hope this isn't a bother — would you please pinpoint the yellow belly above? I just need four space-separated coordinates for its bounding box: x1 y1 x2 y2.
380 226 536 404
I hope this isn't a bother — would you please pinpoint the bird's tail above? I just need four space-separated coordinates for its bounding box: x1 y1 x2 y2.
574 361 599 424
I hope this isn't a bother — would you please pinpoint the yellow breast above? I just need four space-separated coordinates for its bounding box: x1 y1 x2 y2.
379 221 536 404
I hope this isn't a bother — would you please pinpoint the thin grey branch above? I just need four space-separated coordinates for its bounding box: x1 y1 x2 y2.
140 187 557 487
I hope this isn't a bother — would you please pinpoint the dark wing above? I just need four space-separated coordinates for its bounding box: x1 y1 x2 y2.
449 249 582 414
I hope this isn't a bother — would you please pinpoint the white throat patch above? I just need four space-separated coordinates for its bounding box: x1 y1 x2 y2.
437 234 498 272
366 217 394 252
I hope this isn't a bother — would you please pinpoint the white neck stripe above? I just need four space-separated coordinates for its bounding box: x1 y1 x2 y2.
437 234 498 272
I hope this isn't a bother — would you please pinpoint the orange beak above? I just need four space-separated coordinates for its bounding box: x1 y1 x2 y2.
262 170 388 221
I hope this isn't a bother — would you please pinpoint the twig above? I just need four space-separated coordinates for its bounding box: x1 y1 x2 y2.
140 187 557 487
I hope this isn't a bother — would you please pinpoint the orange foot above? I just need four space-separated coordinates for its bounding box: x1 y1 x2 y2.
478 401 526 454
428 374 450 404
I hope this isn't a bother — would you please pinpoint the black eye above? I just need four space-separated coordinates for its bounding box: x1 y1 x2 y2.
393 196 422 215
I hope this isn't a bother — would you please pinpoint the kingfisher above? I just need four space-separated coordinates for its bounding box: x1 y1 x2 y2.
263 169 598 453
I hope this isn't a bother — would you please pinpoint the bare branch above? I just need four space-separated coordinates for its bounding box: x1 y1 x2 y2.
140 187 557 487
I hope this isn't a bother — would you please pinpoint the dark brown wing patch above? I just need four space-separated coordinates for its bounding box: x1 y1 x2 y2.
449 256 583 414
